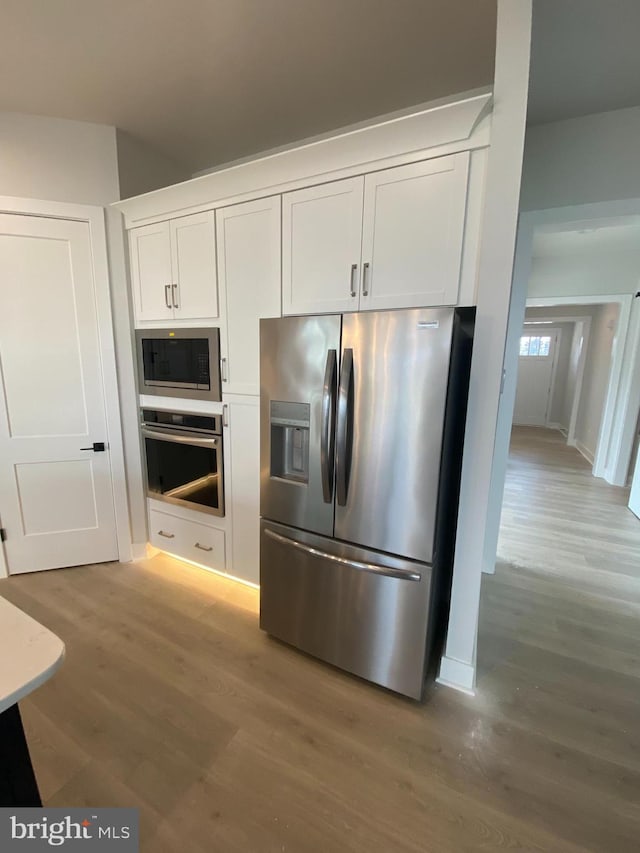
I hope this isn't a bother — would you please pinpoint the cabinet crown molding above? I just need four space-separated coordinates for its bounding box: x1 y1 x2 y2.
113 89 492 229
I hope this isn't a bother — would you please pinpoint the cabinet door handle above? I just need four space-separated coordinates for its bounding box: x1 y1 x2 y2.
220 357 228 382
222 403 229 427
362 262 370 296
158 530 175 539
172 283 179 308
164 284 172 309
349 263 358 298
195 542 213 552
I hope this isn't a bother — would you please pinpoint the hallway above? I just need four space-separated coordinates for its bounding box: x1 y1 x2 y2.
476 425 640 849
497 426 638 588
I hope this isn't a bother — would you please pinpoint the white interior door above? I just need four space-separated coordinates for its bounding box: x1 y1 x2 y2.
629 444 640 519
0 214 119 574
513 331 558 426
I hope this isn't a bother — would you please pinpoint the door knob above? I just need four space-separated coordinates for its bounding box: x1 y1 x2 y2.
80 442 106 452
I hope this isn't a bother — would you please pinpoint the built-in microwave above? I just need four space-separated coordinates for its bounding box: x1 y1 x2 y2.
135 328 221 402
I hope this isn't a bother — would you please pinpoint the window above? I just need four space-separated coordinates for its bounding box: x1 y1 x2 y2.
519 335 551 357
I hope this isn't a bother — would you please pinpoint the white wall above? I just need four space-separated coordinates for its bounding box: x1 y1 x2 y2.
438 1 532 693
575 303 619 458
550 324 573 426
563 323 584 431
0 111 147 556
520 106 640 211
0 112 119 204
116 130 188 199
528 249 640 299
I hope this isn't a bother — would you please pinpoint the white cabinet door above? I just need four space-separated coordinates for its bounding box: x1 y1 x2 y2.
360 153 469 310
283 177 364 315
171 211 218 321
149 508 226 572
217 197 281 396
225 396 260 585
130 220 173 324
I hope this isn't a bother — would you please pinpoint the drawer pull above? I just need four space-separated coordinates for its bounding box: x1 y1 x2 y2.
158 530 175 539
195 542 213 552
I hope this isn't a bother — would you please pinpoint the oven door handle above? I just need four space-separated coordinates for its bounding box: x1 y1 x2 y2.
141 426 218 448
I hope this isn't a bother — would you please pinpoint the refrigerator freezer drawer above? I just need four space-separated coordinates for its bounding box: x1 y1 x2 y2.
260 520 432 700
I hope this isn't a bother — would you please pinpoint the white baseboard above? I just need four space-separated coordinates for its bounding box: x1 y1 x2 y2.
575 440 595 465
546 421 562 430
131 542 153 561
437 656 476 695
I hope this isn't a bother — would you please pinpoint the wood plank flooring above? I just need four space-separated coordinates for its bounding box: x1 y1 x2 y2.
1 425 639 851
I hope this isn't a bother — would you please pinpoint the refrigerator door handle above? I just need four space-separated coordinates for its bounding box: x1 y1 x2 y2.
264 528 422 581
336 347 354 506
320 349 337 503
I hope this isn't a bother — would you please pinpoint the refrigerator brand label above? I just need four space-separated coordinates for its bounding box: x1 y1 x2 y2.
417 321 440 329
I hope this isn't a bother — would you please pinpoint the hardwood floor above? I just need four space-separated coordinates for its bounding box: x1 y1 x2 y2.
1 425 639 851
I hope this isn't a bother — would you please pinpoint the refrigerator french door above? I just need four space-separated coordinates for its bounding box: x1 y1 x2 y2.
260 308 472 700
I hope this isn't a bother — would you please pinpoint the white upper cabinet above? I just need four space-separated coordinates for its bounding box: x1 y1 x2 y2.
282 154 470 315
170 212 218 321
130 221 173 323
282 177 364 315
130 211 218 326
360 153 469 310
217 196 281 395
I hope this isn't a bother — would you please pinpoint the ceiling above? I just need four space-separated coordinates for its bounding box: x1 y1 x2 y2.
0 0 496 174
528 0 640 125
533 217 640 258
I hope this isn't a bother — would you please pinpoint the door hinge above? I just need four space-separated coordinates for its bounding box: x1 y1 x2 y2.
0 528 6 542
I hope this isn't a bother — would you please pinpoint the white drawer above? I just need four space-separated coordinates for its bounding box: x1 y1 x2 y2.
149 509 226 573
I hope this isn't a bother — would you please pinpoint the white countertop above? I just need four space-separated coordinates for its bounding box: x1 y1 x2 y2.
0 596 65 714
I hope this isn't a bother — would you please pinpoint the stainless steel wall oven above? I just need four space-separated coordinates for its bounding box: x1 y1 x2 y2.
141 409 224 516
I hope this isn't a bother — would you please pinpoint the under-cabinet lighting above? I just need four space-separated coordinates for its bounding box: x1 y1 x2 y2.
523 320 554 325
156 548 260 590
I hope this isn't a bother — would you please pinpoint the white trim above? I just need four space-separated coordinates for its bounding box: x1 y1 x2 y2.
437 656 476 695
575 440 595 465
0 196 132 568
567 317 591 447
545 329 561 427
193 88 492 179
604 297 640 484
130 543 149 561
442 1 532 683
112 91 491 228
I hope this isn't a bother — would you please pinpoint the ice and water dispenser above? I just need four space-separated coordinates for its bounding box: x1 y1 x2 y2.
270 401 310 484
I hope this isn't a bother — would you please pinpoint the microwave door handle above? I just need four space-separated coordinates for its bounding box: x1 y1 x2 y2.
141 426 218 449
335 347 353 507
320 349 337 503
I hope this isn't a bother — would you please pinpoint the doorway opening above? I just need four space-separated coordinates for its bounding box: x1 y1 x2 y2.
513 299 622 477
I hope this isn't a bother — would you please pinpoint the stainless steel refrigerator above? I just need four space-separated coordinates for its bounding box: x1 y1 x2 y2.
259 307 474 700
